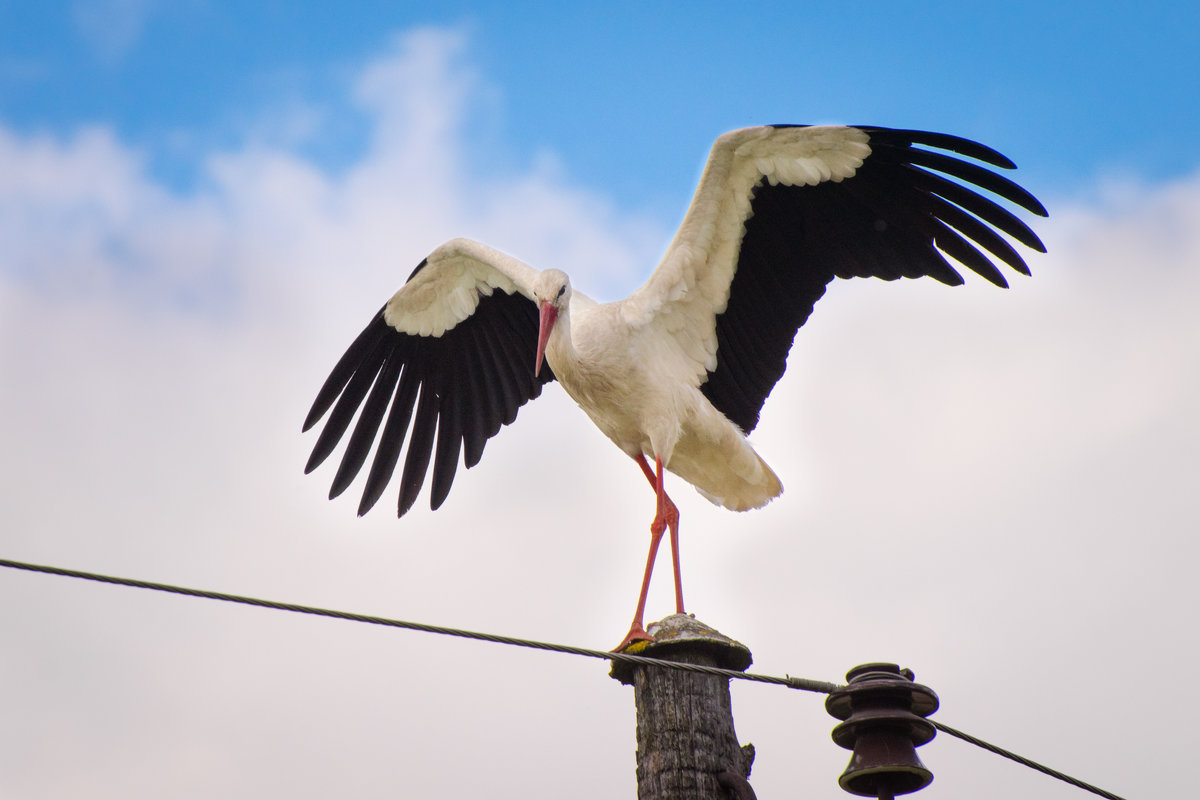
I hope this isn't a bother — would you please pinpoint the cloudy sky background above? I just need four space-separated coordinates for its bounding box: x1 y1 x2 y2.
2 3 1197 798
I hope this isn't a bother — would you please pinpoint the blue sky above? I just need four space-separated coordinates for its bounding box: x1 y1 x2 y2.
5 2 1199 204
2 4 1197 800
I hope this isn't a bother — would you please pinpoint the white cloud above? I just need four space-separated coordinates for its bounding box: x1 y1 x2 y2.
1 26 1193 800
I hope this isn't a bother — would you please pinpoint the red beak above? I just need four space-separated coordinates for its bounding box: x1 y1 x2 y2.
535 302 558 377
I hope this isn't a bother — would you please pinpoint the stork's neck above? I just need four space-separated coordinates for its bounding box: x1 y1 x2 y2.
544 301 577 371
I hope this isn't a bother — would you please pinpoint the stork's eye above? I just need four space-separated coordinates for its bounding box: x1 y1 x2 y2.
556 286 566 299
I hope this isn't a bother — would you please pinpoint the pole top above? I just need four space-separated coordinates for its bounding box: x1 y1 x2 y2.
610 614 753 685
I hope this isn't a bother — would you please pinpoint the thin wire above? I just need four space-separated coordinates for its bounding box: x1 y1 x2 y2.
2 557 1126 800
0 558 835 693
932 721 1127 800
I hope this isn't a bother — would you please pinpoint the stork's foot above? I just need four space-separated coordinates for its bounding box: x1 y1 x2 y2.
613 623 655 653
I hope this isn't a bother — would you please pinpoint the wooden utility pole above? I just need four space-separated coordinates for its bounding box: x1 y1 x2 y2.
610 614 756 800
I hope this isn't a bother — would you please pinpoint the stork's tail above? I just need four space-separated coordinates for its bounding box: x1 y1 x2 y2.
694 449 782 511
670 425 782 512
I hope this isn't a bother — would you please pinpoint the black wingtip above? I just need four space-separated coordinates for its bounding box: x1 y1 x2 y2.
397 484 420 518
302 393 332 433
357 490 384 518
860 126 1019 170
1023 229 1048 255
328 467 355 501
304 439 335 475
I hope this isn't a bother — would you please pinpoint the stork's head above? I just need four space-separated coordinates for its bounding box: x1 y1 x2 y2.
532 269 570 377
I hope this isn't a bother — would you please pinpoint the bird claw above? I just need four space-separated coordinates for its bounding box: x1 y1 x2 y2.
612 624 655 653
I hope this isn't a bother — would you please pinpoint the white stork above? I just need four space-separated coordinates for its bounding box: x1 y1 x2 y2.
303 124 1046 649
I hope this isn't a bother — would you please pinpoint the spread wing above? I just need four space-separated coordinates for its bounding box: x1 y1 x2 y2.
621 124 1048 433
303 238 555 517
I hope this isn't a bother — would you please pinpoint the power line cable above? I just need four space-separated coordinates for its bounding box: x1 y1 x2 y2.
930 721 1127 800
1 557 1126 800
0 557 834 692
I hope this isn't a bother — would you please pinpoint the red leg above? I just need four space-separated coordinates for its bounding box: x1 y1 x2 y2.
614 453 684 651
614 510 664 651
647 455 684 616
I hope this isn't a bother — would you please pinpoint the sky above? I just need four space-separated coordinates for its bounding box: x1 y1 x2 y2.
1 2 1197 798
